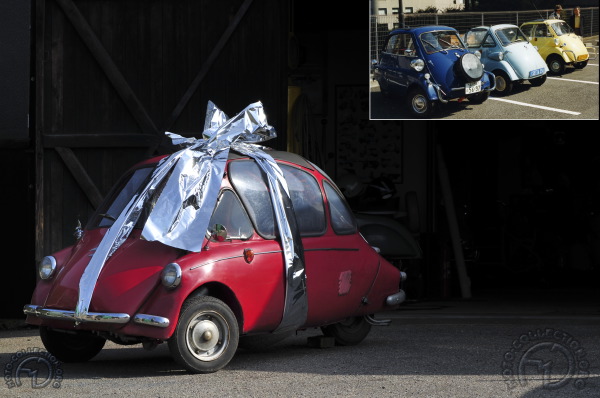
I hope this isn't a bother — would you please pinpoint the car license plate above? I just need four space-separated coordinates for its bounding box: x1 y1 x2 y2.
529 68 544 78
465 81 481 94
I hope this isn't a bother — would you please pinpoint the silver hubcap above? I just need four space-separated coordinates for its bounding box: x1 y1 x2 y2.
551 61 561 72
412 94 428 114
496 76 506 91
186 311 229 361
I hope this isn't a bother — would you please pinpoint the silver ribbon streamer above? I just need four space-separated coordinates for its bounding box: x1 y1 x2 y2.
76 101 308 332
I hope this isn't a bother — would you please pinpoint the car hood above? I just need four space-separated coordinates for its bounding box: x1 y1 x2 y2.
425 49 470 93
503 42 548 78
44 228 180 316
560 34 589 57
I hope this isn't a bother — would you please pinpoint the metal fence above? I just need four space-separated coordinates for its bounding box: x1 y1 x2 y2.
370 8 599 62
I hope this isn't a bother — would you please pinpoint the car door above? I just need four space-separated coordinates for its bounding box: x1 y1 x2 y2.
301 178 380 327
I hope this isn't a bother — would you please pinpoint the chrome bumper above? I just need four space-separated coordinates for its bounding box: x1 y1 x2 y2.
386 289 406 306
23 305 169 328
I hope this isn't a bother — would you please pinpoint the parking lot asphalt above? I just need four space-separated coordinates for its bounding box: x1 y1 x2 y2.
370 36 599 120
1 287 598 397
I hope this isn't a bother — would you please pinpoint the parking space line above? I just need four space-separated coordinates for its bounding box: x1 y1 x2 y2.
547 77 599 84
488 97 581 115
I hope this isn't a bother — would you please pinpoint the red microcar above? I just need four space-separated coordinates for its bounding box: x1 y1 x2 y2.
24 104 405 373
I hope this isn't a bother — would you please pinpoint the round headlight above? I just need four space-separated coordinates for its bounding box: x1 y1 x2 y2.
39 256 57 280
161 263 182 290
410 58 425 72
554 38 560 46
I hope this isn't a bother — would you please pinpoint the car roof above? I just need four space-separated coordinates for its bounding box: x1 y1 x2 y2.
389 25 457 36
522 19 560 24
141 148 315 171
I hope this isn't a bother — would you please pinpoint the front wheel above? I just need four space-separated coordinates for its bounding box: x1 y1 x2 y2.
493 71 513 96
39 326 106 363
529 74 547 87
321 316 372 346
168 296 239 373
406 87 434 118
547 55 566 75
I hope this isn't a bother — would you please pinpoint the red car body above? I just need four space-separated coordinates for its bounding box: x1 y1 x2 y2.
25 150 404 372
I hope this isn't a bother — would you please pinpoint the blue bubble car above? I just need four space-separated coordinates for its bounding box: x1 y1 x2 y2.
464 24 548 96
373 25 495 118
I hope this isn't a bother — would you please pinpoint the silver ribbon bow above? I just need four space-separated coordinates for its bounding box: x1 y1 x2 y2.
76 101 307 333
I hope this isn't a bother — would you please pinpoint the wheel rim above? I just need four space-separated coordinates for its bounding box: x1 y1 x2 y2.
495 75 506 92
550 60 561 73
186 311 229 361
411 94 428 114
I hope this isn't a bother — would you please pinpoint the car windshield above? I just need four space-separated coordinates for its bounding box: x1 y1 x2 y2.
86 165 155 229
420 31 464 54
551 21 573 36
494 27 527 46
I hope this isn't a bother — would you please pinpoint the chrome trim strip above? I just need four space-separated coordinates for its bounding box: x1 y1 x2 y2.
24 304 130 324
189 250 283 270
133 314 170 328
386 290 406 306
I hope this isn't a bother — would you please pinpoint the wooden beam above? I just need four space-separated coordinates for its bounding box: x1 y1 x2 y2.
54 0 161 139
43 133 159 148
35 0 46 262
161 0 255 133
55 147 104 209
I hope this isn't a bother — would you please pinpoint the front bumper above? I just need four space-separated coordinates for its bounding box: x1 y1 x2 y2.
23 304 170 328
427 72 496 103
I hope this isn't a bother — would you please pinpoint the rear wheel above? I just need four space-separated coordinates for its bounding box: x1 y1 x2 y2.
406 87 433 118
40 326 106 363
321 316 372 346
529 74 547 87
547 55 566 75
493 71 513 96
168 296 239 373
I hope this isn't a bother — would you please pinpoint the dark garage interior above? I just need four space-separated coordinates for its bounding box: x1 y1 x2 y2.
1 0 598 321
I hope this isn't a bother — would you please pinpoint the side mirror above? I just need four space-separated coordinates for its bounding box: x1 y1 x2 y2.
209 224 228 242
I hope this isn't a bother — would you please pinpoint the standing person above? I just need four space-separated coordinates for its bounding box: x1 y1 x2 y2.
569 6 584 36
550 4 563 19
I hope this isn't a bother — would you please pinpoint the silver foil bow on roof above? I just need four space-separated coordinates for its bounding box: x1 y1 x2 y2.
76 101 307 333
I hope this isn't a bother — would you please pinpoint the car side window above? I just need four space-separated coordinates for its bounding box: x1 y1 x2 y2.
280 165 326 237
483 34 495 47
323 181 357 235
521 25 534 38
208 190 254 240
229 160 275 239
534 24 548 38
384 35 399 53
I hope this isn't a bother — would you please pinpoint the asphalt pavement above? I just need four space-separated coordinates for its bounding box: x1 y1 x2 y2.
370 36 599 120
1 287 598 398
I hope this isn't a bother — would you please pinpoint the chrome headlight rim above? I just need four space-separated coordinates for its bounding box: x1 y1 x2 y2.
410 58 426 72
161 263 182 290
39 256 57 280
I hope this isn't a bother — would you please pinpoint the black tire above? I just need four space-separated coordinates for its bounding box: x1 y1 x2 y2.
321 316 372 346
406 87 434 118
468 91 489 104
529 74 547 87
493 70 513 96
574 60 588 69
454 53 484 82
39 326 106 363
547 55 566 75
168 296 239 373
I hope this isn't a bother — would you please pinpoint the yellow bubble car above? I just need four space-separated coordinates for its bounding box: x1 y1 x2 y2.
520 19 596 75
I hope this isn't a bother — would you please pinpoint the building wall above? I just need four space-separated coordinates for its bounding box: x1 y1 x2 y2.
373 0 465 14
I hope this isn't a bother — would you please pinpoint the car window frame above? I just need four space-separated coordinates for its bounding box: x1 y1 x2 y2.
323 180 357 236
206 188 255 241
279 163 327 238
